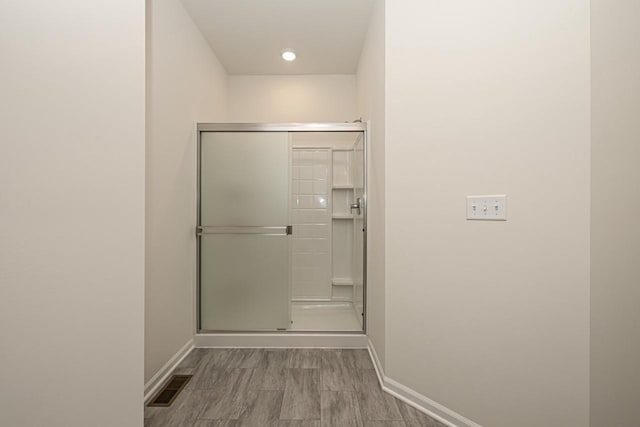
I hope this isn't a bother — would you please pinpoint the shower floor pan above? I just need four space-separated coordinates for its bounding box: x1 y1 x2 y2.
290 302 362 331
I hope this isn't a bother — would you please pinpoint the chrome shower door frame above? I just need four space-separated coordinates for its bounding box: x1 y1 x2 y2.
196 122 368 334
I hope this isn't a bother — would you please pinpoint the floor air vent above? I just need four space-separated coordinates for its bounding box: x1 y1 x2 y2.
148 375 192 407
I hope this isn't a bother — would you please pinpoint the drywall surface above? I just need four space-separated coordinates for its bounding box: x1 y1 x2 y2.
228 75 357 122
384 1 590 426
145 0 228 383
0 1 145 426
356 0 386 367
591 1 640 425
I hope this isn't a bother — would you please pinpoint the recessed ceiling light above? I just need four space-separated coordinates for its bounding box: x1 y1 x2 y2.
281 49 296 61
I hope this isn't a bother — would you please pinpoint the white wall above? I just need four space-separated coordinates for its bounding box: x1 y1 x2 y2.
591 1 640 425
0 1 145 426
356 0 386 367
291 149 333 301
384 1 590 426
145 0 228 383
229 75 356 122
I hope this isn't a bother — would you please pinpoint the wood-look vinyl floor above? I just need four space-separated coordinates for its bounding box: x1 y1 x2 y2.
145 348 446 427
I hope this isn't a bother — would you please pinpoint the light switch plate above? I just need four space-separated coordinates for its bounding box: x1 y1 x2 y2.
466 195 507 220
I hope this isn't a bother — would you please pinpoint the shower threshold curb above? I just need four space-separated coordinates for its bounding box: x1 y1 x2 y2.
194 333 368 349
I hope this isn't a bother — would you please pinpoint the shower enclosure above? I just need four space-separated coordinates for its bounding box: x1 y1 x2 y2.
196 123 367 333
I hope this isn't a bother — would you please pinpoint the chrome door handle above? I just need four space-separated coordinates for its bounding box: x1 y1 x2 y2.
197 225 293 236
350 198 362 215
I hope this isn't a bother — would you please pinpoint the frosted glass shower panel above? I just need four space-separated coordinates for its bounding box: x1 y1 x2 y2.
200 132 290 226
352 134 365 327
200 234 290 330
199 132 290 331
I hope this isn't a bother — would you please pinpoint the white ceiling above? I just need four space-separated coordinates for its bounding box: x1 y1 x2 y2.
181 0 375 75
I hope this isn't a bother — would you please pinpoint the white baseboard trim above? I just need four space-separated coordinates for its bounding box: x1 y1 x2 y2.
367 339 482 427
144 339 195 404
195 333 368 349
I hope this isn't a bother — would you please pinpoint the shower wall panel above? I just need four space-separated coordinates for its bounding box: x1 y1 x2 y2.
291 149 332 300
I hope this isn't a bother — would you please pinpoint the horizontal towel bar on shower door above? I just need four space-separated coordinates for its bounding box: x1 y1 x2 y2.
196 225 292 236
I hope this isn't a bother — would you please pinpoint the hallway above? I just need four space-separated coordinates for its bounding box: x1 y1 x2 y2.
144 348 445 427
3 1 640 426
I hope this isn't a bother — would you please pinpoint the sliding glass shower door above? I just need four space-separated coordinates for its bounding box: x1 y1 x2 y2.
352 134 365 327
198 132 291 331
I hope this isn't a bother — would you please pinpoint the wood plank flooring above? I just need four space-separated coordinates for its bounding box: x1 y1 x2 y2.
145 348 446 427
